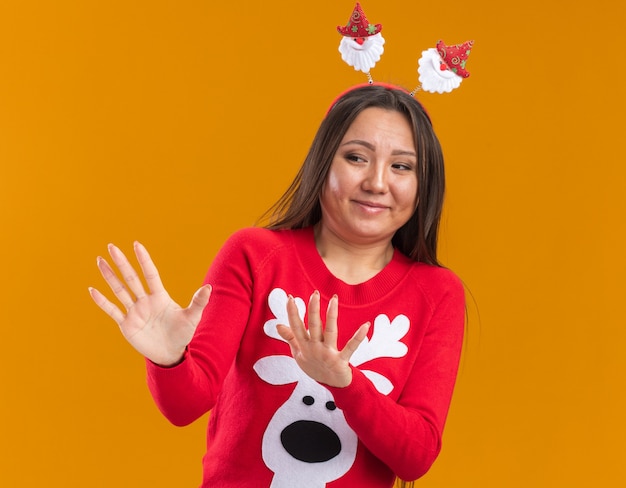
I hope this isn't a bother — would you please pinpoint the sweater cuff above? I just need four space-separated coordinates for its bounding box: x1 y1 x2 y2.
145 347 189 376
323 366 374 409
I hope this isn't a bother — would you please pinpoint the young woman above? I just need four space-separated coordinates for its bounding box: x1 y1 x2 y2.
90 84 465 487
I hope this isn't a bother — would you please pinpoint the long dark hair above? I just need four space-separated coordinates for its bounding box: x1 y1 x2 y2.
395 480 415 488
263 84 446 266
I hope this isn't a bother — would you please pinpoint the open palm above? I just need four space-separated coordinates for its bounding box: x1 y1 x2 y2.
89 242 211 366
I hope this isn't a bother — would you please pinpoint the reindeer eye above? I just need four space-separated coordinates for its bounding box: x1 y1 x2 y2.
302 396 314 406
326 401 336 411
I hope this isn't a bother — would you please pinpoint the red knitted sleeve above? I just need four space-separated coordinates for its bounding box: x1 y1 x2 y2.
145 229 258 426
326 273 465 481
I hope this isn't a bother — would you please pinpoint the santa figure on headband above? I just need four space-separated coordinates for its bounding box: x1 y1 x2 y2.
337 3 385 78
418 40 474 93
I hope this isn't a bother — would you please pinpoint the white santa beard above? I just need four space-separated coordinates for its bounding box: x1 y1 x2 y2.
418 48 463 94
338 33 385 73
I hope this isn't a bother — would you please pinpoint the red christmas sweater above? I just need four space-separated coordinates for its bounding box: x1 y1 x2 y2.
146 227 465 487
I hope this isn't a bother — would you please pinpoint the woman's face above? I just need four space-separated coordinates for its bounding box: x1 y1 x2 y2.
319 107 418 247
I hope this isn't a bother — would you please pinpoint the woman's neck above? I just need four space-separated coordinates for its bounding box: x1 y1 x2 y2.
314 223 394 285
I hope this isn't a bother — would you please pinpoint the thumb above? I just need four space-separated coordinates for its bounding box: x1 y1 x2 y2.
339 322 370 362
185 284 212 323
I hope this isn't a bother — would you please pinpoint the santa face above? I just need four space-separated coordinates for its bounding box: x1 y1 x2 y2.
338 33 385 73
319 107 418 248
418 48 463 94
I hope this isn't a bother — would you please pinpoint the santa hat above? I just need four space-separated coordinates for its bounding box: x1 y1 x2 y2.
337 3 382 38
436 40 474 78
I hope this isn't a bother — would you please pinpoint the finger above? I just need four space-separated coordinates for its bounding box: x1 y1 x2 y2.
323 294 339 348
96 256 135 309
107 243 148 299
286 296 309 343
307 291 323 342
88 287 126 325
339 322 370 362
134 241 166 294
276 323 296 343
276 323 302 360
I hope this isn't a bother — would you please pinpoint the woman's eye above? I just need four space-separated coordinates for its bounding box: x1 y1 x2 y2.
392 163 414 171
346 154 365 163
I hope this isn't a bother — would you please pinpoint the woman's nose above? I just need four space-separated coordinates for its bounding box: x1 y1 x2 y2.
362 164 388 193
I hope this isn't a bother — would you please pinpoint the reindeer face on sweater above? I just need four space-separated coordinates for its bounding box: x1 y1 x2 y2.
253 288 410 488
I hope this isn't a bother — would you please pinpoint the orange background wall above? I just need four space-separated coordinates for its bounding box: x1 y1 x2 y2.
1 0 624 486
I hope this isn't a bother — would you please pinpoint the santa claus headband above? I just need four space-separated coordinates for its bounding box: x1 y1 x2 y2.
337 2 474 94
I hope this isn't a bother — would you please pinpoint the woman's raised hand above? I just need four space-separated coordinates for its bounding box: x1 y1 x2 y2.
89 242 211 367
276 291 370 388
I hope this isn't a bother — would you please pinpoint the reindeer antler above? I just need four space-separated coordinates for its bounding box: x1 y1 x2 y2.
350 314 409 366
349 314 410 395
263 288 306 342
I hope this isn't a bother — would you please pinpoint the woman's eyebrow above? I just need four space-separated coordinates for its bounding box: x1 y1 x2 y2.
391 149 417 157
341 139 416 158
341 139 375 150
